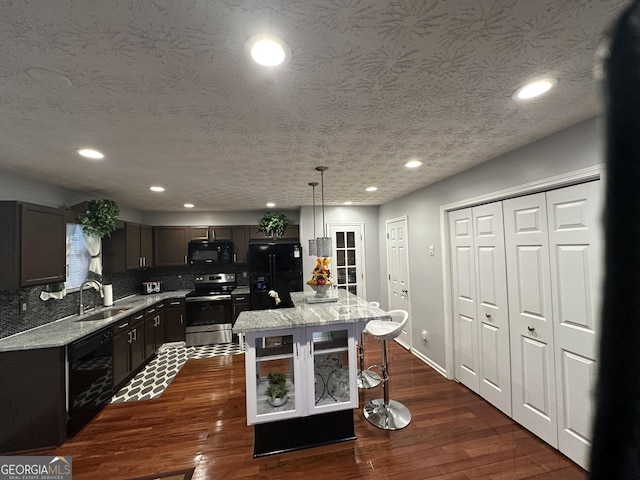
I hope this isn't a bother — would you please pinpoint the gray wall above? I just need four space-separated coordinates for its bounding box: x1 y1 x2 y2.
300 205 381 303
378 117 605 371
142 210 300 226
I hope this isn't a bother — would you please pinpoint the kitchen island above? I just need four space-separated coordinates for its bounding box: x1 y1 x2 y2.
233 289 389 456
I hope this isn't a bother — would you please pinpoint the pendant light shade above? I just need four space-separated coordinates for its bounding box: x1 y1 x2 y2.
308 182 318 256
315 166 332 257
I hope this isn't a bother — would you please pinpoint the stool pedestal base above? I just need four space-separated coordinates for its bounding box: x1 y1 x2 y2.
363 398 411 430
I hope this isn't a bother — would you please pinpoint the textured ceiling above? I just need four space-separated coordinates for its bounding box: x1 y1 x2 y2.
0 0 629 212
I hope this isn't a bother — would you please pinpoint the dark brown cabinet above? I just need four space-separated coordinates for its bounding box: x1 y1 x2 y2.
231 226 250 263
103 222 153 273
232 292 250 322
0 201 66 291
249 224 300 240
165 298 186 343
153 226 189 266
0 347 66 454
112 311 146 389
211 226 231 239
144 302 166 357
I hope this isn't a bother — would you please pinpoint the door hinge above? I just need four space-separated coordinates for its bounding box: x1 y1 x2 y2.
387 233 389 239
388 274 391 280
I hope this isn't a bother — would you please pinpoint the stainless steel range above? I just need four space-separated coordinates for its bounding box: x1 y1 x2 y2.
185 272 237 346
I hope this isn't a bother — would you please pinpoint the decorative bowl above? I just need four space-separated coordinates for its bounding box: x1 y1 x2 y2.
310 284 331 298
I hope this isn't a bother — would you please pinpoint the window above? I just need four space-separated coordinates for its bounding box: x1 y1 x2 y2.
65 224 92 290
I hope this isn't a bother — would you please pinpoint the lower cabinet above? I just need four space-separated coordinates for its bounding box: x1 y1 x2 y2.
244 324 357 425
232 293 250 322
165 298 186 343
145 302 166 357
113 311 146 389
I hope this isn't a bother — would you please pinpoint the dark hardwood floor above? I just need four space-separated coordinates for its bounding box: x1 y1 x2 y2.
32 338 586 479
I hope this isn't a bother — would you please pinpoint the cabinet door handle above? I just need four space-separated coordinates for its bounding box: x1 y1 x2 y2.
128 331 133 343
134 314 144 321
170 301 181 305
180 314 183 324
132 327 137 341
184 255 187 264
235 297 246 301
119 322 129 329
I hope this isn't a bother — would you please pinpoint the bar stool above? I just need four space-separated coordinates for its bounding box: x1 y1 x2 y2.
363 309 411 430
357 301 382 389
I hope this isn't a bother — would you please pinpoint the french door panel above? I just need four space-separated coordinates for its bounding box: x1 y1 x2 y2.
473 202 511 416
503 193 558 447
546 180 602 469
449 208 479 392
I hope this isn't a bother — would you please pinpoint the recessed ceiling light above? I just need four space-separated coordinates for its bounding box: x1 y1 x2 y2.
78 148 104 159
405 160 423 169
365 186 378 192
266 202 276 207
343 201 353 205
247 35 289 67
184 203 194 208
150 186 165 192
513 77 558 100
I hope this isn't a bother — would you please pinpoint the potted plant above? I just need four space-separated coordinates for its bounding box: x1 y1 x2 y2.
258 212 288 239
77 199 120 238
265 371 289 407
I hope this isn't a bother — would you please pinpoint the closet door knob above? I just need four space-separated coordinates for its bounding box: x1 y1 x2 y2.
527 326 535 333
485 313 492 319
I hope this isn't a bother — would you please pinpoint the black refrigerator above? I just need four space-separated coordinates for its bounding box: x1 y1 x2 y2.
248 240 303 310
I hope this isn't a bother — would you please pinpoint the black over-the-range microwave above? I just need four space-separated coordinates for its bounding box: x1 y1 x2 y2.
188 239 234 264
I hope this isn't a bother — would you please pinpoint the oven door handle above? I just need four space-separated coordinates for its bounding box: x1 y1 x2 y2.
185 295 232 302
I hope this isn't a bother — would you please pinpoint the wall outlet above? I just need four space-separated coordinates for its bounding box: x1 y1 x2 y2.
421 329 428 341
22 302 27 312
429 245 435 256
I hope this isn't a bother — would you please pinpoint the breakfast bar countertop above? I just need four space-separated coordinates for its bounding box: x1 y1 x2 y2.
0 290 192 353
233 289 389 333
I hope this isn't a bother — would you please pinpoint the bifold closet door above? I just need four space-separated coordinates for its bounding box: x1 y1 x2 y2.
449 208 479 392
546 181 602 469
449 203 510 415
473 202 511 416
503 193 558 448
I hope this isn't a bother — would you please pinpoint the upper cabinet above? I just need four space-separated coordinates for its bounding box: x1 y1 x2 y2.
0 201 66 291
153 226 189 267
103 222 154 273
249 224 300 240
189 226 231 240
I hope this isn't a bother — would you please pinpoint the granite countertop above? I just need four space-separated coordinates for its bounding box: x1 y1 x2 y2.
0 290 192 352
231 286 250 295
233 289 389 333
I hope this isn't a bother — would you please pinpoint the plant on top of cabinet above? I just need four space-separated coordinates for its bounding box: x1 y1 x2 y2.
258 212 288 239
77 199 119 237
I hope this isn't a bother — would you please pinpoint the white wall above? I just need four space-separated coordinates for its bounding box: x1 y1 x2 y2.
378 117 606 372
300 205 381 302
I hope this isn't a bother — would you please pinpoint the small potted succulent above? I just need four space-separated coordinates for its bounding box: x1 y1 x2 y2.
265 371 289 407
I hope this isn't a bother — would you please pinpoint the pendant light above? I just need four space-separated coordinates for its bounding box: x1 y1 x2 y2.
308 182 318 256
315 166 332 257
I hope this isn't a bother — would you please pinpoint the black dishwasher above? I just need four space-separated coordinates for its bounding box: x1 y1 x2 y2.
68 326 114 436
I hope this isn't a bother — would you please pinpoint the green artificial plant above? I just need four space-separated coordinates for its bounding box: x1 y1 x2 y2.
258 212 288 239
77 199 120 237
265 371 289 398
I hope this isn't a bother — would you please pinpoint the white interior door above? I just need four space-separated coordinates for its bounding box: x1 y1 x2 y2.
449 208 479 393
386 216 411 349
504 193 558 448
328 223 366 299
546 181 602 469
473 202 511 416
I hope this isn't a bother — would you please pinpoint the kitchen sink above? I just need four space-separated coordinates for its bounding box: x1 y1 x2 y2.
75 307 132 322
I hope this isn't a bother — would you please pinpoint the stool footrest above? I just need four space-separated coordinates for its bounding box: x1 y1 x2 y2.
357 369 381 389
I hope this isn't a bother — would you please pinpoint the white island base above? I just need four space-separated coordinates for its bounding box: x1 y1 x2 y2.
233 290 390 457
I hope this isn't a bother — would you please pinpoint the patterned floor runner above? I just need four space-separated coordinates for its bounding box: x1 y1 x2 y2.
111 343 243 404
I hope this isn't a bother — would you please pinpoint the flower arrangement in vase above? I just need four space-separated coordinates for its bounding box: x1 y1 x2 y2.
307 257 332 297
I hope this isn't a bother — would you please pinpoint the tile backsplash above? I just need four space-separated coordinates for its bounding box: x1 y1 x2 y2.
0 264 249 340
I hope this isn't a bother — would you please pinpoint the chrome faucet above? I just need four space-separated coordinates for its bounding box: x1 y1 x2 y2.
78 280 102 315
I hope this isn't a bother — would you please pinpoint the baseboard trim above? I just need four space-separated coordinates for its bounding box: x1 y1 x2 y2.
411 348 448 378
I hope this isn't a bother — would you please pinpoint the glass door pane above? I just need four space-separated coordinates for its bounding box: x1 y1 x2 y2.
254 334 297 415
312 328 351 407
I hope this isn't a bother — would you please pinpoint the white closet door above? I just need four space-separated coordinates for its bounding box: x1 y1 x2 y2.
449 208 479 392
504 193 558 447
546 181 602 469
473 202 511 416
